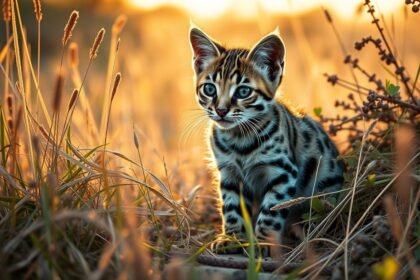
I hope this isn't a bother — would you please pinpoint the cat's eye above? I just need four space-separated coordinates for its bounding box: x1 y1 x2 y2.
234 86 253 99
203 83 217 97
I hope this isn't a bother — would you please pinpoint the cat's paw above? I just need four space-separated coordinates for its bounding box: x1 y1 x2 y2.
211 235 247 254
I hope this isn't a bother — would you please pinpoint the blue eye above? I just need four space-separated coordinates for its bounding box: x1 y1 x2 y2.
203 83 217 97
234 86 253 99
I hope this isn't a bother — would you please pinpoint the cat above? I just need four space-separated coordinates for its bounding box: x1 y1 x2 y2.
189 27 344 252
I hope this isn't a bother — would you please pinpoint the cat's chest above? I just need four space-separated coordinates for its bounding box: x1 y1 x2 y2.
211 133 289 174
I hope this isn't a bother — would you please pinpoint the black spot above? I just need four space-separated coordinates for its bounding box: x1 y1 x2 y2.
213 130 229 153
222 193 226 200
261 208 269 215
211 71 218 81
265 144 274 151
235 72 243 84
274 136 280 141
255 89 272 101
243 77 250 83
249 104 265 111
280 208 289 219
316 138 325 153
279 135 284 143
303 131 311 143
223 204 241 216
275 193 285 200
198 100 207 107
274 148 282 153
303 131 312 149
318 175 344 190
273 223 282 231
300 157 318 187
263 174 289 194
226 216 238 224
287 187 296 196
263 219 273 226
330 160 335 170
221 181 239 193
264 159 297 178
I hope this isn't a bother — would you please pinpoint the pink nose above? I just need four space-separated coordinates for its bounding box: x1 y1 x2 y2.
216 108 228 117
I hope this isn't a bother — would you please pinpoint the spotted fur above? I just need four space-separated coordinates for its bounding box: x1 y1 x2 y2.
189 27 344 246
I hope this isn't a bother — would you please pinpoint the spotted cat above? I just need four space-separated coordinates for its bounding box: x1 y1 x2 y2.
189 27 344 248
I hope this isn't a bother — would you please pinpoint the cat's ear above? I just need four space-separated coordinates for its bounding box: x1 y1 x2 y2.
189 27 224 75
247 30 285 91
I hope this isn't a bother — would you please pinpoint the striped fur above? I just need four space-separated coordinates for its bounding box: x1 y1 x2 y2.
189 28 344 246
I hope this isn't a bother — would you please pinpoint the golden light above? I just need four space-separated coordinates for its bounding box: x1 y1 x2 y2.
128 0 404 19
129 0 232 18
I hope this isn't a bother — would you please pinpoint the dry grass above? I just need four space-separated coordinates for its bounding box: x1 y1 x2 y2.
0 1 419 279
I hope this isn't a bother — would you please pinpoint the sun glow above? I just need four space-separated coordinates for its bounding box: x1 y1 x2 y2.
128 0 403 19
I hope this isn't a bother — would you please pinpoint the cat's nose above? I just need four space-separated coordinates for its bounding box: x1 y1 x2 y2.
216 108 229 118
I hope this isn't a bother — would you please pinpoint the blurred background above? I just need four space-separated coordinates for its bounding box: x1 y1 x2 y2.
1 0 418 193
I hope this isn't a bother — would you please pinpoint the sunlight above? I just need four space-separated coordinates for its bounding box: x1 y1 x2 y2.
129 0 232 18
128 0 403 19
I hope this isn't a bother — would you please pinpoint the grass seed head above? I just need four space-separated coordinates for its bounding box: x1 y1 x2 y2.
32 0 42 22
133 130 139 149
53 72 64 113
323 8 333 23
2 0 10 22
67 89 79 111
62 10 79 46
112 14 127 35
111 72 121 102
6 94 13 117
7 118 13 133
89 28 105 60
68 42 79 68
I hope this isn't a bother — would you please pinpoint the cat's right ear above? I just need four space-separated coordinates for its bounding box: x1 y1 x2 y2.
189 27 224 75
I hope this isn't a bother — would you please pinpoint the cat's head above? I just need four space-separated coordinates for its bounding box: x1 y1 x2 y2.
189 27 286 130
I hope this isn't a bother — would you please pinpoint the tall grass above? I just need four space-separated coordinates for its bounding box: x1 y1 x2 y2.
0 1 418 279
0 1 193 279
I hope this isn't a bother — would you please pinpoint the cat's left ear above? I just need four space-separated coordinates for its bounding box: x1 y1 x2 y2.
189 27 225 76
247 30 285 92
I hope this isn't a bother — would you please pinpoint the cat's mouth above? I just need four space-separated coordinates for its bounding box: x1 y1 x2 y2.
213 118 237 129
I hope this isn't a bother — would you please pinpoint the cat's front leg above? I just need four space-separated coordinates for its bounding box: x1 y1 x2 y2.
213 169 251 253
254 158 298 243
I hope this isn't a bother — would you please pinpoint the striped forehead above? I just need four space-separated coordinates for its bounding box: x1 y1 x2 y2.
210 49 249 82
